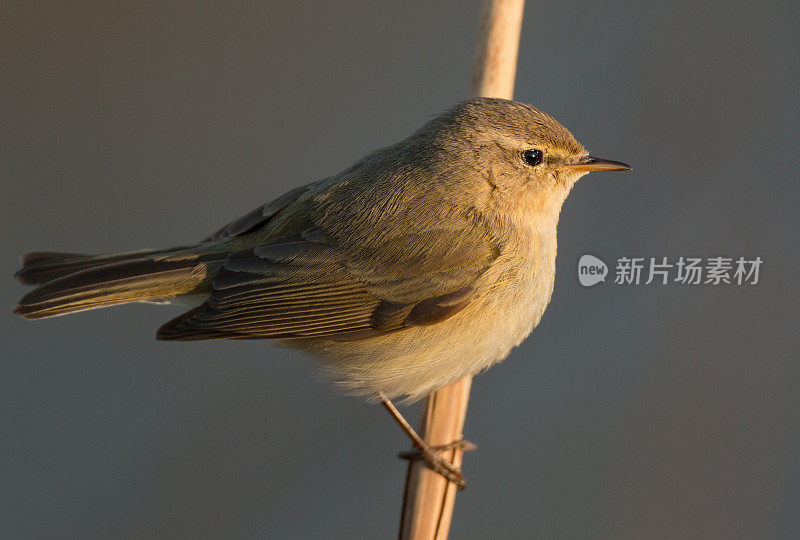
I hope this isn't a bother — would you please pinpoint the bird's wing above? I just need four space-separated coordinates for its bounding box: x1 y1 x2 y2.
203 181 320 241
157 225 499 341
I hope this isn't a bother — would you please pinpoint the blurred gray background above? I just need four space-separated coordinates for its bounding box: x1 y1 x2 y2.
2 1 798 538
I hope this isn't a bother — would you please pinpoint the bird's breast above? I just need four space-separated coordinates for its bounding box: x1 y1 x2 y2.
303 226 559 403
471 227 558 361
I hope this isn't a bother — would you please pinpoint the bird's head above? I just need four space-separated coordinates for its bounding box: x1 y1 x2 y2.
416 98 631 225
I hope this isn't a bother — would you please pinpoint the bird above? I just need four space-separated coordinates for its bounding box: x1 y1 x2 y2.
14 97 631 487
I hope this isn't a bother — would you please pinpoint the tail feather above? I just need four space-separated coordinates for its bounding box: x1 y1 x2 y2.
14 254 219 320
15 249 180 285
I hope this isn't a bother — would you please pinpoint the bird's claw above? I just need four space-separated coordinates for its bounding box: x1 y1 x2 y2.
399 438 477 489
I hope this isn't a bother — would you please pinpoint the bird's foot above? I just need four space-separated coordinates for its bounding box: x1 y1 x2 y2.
399 439 477 489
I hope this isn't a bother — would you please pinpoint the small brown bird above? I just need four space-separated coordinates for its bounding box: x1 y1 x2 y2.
14 98 630 487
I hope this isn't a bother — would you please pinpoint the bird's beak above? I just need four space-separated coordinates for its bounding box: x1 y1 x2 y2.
565 156 632 172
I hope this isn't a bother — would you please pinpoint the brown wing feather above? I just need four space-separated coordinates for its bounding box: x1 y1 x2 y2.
158 228 498 341
204 182 318 241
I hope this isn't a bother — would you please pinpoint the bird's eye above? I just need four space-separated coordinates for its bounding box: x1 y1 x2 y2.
522 149 543 166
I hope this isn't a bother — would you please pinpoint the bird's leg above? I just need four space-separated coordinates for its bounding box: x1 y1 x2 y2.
380 396 475 489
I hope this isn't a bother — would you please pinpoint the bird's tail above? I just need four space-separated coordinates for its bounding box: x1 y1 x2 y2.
14 248 222 319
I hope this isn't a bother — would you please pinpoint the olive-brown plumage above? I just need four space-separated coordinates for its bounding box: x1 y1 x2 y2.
15 98 630 403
